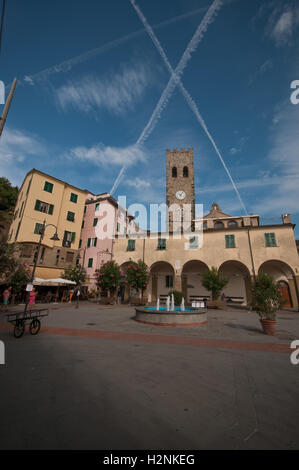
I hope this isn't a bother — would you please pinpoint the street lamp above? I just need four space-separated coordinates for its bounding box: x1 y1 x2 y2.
23 220 59 315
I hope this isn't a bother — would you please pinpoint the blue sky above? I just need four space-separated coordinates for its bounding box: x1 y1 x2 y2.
1 0 299 234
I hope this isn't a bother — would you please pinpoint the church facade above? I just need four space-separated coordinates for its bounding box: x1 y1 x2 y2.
113 148 299 309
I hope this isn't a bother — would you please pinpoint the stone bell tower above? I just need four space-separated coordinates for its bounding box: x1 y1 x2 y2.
166 148 195 232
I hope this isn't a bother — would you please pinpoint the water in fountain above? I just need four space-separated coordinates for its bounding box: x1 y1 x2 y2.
171 294 175 311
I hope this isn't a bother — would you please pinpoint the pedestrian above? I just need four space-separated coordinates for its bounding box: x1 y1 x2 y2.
221 292 226 302
29 288 37 308
3 286 12 311
68 289 74 303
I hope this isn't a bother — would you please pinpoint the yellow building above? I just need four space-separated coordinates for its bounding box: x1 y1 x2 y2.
8 169 88 279
113 149 299 310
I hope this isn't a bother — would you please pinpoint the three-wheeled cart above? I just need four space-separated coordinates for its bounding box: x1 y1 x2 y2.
7 308 49 338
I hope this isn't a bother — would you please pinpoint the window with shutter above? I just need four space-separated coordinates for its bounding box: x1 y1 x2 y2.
225 234 235 248
189 236 198 249
93 218 97 226
67 211 75 222
44 181 53 193
88 258 93 268
34 223 44 235
70 193 78 203
265 233 277 247
157 238 166 250
87 238 91 247
127 239 135 251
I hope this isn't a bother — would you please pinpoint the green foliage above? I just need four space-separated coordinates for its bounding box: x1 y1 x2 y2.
125 260 149 292
201 267 228 300
95 261 121 292
168 290 184 306
252 273 284 320
10 263 32 295
0 241 16 281
62 264 86 285
0 177 18 212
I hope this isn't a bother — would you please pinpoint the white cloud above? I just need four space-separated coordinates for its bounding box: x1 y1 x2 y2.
252 99 299 214
55 62 151 115
0 128 45 185
126 177 151 189
67 143 146 168
264 3 299 47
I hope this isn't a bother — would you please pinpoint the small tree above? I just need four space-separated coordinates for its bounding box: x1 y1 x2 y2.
126 260 149 298
201 267 228 301
62 264 86 286
10 263 32 302
95 261 121 297
252 273 284 320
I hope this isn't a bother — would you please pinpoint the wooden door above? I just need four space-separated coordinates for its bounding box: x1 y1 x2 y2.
278 282 292 308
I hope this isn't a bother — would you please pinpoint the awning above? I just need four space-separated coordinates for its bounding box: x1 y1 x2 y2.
33 277 76 287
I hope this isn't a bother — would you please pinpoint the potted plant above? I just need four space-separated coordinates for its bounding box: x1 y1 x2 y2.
252 273 284 335
201 267 228 309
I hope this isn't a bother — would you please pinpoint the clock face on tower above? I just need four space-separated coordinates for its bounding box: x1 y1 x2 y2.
176 190 186 200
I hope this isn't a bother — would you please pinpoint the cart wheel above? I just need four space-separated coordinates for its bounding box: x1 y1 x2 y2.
14 320 25 338
30 319 41 335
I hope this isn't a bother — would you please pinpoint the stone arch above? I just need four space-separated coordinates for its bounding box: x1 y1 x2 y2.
258 259 297 309
227 220 238 228
150 261 175 303
218 260 251 306
214 221 224 229
181 260 210 303
119 261 132 303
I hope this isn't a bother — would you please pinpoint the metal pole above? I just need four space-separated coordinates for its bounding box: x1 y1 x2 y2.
0 77 17 137
23 220 45 315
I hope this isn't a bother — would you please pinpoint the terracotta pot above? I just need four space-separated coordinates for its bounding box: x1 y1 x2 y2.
260 319 276 335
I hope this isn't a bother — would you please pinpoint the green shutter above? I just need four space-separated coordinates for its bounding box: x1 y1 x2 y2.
127 239 135 251
71 232 76 243
34 200 41 211
79 239 82 248
88 258 93 268
48 204 54 215
87 238 91 247
265 233 276 247
225 234 235 248
94 238 97 247
44 181 53 193
93 218 97 226
95 203 99 211
67 211 75 222
70 193 78 203
158 238 166 250
34 223 44 235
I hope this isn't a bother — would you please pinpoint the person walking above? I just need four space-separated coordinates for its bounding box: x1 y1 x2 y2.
3 286 12 311
29 288 37 309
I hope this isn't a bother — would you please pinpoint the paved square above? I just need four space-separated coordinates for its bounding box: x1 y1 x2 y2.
0 303 299 450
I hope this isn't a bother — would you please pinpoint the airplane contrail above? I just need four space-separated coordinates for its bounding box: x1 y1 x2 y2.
13 5 209 88
110 0 222 195
130 0 248 214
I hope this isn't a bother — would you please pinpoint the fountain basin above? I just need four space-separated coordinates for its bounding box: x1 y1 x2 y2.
134 307 207 327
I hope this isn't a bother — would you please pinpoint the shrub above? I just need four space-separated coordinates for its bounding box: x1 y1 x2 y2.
95 261 121 294
168 290 184 306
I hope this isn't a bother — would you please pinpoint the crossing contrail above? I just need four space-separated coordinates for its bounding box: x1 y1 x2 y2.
110 0 223 195
15 5 209 87
130 0 248 214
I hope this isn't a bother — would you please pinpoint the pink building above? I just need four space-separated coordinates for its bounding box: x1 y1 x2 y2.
78 192 136 289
